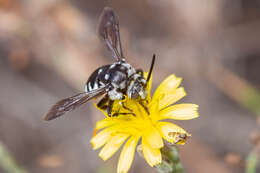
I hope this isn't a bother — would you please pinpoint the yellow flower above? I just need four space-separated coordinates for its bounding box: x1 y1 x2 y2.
91 74 199 173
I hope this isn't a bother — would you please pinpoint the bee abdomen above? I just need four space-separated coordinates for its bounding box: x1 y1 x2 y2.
85 65 110 92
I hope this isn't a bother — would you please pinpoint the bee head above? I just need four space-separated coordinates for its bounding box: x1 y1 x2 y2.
127 54 155 100
127 76 147 99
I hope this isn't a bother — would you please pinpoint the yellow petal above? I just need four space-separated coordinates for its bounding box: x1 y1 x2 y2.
119 99 139 115
96 116 137 130
159 104 199 120
158 87 186 110
143 124 163 149
91 129 113 150
153 75 182 102
144 72 152 101
135 101 150 119
144 72 152 89
96 118 116 130
149 97 159 117
147 75 152 93
117 136 140 173
156 122 187 143
142 138 162 167
99 133 129 161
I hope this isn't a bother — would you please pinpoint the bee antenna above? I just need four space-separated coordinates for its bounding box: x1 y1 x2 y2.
147 54 155 83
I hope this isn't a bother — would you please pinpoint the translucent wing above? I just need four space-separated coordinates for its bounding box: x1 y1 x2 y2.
44 87 106 121
98 7 124 61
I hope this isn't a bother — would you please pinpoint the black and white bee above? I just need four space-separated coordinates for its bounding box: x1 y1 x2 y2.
44 7 155 121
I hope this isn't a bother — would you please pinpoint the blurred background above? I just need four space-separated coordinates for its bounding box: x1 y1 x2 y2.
0 0 260 173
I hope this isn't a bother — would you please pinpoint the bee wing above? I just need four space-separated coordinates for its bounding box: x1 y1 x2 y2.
44 87 106 121
98 7 124 61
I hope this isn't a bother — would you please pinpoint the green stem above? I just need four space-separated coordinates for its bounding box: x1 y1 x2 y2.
0 142 28 173
241 87 260 117
245 150 259 173
156 145 185 173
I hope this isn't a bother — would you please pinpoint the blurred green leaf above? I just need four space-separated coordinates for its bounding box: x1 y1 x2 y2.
0 142 28 173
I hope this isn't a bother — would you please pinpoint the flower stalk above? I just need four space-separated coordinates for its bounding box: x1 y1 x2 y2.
156 145 184 173
245 150 259 173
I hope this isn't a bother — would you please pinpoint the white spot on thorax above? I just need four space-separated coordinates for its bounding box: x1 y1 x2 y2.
105 74 109 80
122 62 135 76
98 69 103 74
128 68 135 76
119 81 126 89
122 62 131 68
109 64 116 69
111 82 120 89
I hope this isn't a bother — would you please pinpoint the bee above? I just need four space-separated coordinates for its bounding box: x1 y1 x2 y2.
44 7 155 121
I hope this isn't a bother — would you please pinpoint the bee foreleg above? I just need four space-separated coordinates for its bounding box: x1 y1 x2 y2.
112 112 136 117
139 100 150 115
107 100 114 117
121 102 133 113
97 95 109 110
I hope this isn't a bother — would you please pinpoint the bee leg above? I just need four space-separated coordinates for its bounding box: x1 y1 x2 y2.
139 100 150 115
136 69 144 76
107 100 114 117
118 95 133 113
97 95 109 110
121 102 133 112
112 112 136 117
